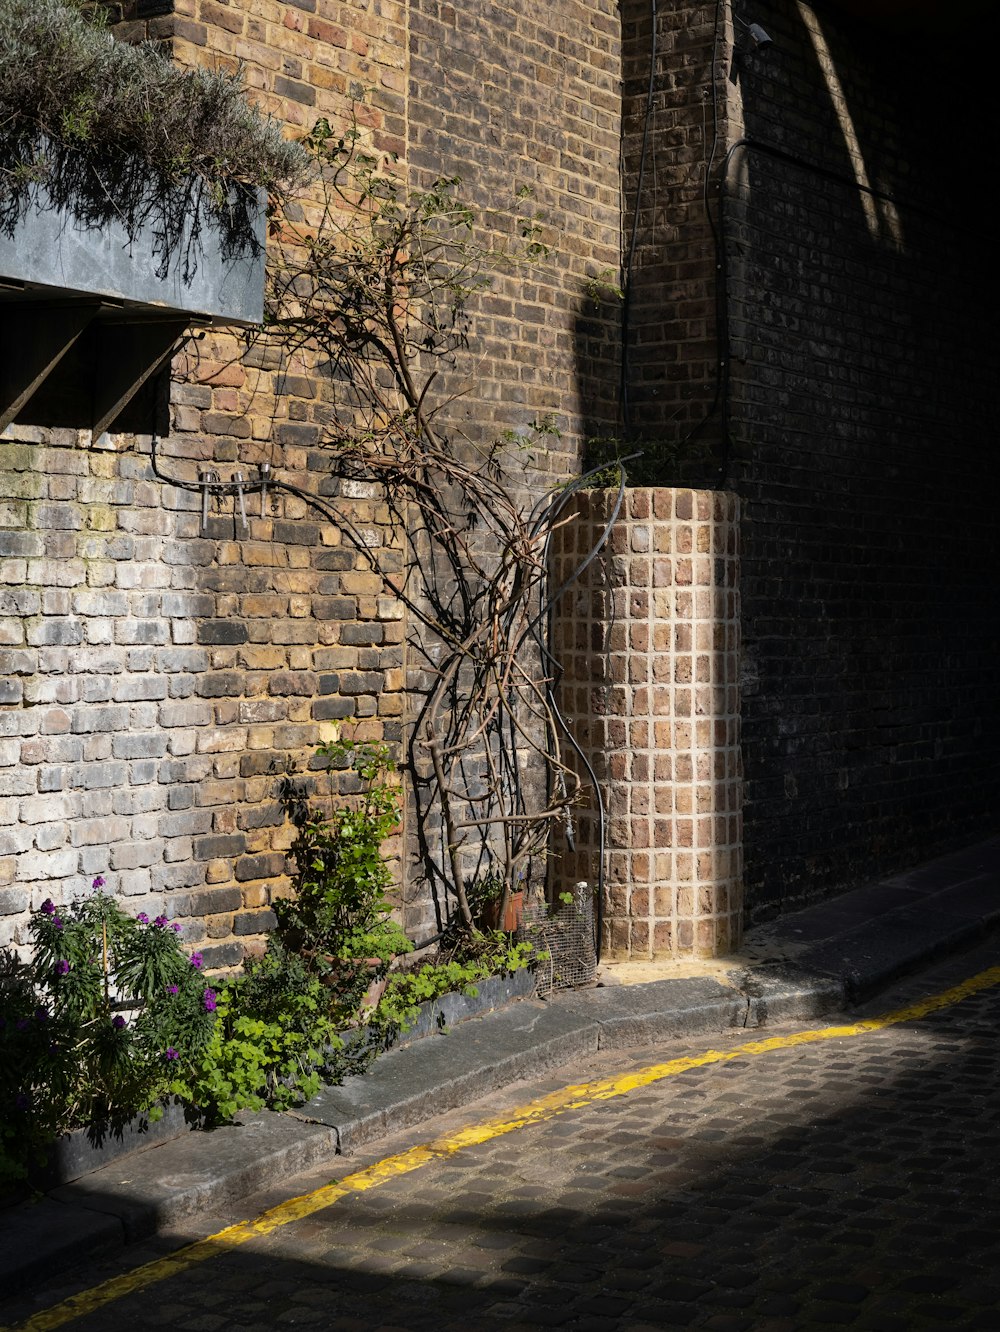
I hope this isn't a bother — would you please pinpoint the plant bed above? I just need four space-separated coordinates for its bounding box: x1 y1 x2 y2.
0 174 267 323
26 1099 190 1192
0 0 307 433
369 967 537 1050
16 968 537 1193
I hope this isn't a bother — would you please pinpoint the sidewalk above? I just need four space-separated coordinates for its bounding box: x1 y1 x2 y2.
3 835 998 1296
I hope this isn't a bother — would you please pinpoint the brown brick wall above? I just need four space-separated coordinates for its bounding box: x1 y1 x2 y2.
642 1 1000 917
405 0 622 473
400 0 624 936
608 0 999 919
617 0 737 474
2 0 626 953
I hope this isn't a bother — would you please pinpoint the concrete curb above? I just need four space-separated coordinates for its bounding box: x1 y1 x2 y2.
2 836 996 1299
0 966 845 1296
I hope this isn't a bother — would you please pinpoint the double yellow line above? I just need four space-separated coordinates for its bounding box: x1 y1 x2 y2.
8 963 1000 1332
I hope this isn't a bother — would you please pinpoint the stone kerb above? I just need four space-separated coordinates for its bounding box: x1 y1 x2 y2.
552 487 742 959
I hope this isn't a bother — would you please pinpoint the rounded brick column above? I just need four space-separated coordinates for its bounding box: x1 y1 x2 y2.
552 487 742 958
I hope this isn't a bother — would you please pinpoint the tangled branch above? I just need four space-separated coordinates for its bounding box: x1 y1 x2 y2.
254 120 610 937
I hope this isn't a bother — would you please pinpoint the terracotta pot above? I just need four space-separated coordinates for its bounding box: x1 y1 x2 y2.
503 890 524 932
480 891 524 932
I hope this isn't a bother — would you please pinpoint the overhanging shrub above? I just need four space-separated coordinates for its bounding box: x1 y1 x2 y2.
0 0 308 246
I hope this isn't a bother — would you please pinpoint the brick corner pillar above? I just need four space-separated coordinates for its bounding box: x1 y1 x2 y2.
551 487 742 959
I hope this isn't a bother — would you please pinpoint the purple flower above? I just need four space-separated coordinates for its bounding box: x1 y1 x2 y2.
14 1093 30 1111
55 959 70 976
153 915 168 928
171 923 182 934
189 952 203 969
166 984 179 996
203 989 217 1013
92 876 105 890
164 1048 179 1061
137 912 149 925
53 915 63 931
34 1007 49 1023
16 1018 29 1031
40 899 55 915
112 1015 126 1030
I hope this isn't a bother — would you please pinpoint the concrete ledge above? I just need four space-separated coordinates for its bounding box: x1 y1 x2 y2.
798 906 991 1002
393 968 537 1046
304 1001 598 1155
734 963 845 1026
49 1113 338 1242
560 976 745 1047
29 1101 190 1191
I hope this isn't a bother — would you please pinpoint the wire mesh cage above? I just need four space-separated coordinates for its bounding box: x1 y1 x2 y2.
520 881 597 995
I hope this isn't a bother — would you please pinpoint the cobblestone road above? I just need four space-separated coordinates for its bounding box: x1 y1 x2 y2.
6 942 1000 1332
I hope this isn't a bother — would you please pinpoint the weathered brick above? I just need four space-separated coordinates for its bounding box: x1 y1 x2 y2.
69 761 128 791
168 886 243 917
158 809 214 838
15 848 78 881
234 852 285 882
198 941 246 970
0 678 23 705
233 908 277 935
159 700 212 728
0 648 35 676
111 734 169 759
268 672 318 696
115 620 170 645
313 697 355 721
196 671 245 698
239 752 289 777
151 862 208 892
193 834 247 862
0 885 30 915
19 793 75 824
71 706 130 733
198 778 246 806
197 621 249 645
113 677 169 702
27 619 83 647
311 592 359 622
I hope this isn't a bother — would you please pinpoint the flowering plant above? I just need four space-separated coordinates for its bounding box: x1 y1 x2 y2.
1 879 357 1178
171 941 346 1124
0 879 214 1182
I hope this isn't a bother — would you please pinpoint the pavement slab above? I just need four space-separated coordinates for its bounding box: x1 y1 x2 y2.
558 976 746 1047
47 1111 339 1241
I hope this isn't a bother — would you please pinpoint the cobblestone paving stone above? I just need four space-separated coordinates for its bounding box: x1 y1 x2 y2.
6 942 1000 1331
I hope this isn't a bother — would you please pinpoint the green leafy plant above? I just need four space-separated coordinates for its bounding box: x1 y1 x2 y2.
584 267 624 303
276 741 412 999
174 943 347 1125
372 937 537 1037
0 883 372 1179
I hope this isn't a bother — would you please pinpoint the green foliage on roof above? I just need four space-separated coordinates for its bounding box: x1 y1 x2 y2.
0 0 308 242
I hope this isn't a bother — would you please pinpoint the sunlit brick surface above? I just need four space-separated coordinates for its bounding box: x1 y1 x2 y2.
552 488 741 959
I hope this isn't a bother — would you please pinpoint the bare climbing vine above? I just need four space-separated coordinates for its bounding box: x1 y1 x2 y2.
252 120 617 937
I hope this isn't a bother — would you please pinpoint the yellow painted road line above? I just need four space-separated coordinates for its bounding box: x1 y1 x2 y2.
7 962 1000 1332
